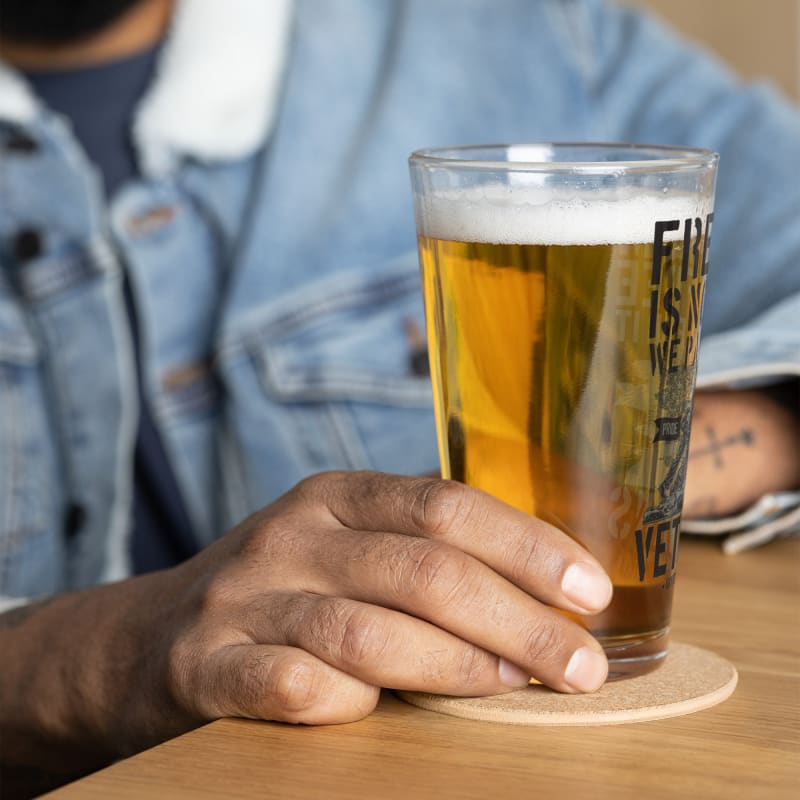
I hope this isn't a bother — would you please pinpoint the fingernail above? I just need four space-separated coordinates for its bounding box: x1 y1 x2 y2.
498 658 531 688
561 562 613 613
564 647 608 693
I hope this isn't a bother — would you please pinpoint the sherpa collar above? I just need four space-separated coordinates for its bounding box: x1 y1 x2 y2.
0 0 294 176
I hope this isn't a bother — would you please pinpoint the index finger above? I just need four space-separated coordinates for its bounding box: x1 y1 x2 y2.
299 471 613 616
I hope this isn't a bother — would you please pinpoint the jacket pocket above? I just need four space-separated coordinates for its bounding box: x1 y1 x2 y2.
219 257 440 514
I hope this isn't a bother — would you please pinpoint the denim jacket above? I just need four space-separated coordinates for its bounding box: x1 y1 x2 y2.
1 0 798 604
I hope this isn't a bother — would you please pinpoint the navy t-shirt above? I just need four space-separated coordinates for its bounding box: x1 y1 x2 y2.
25 48 199 573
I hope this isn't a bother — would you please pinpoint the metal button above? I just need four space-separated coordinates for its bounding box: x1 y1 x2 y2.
12 228 43 262
409 348 430 377
126 204 177 237
404 317 430 377
5 130 39 154
63 503 87 541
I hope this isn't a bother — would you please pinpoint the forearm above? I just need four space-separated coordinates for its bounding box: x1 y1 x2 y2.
0 469 622 797
684 388 800 518
0 571 190 774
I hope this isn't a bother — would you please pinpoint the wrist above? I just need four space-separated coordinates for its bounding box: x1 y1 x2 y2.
0 570 192 771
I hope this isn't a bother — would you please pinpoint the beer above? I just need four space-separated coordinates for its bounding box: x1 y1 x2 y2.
417 187 713 676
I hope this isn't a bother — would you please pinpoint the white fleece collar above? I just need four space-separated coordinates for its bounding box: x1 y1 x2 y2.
0 61 39 123
0 0 294 176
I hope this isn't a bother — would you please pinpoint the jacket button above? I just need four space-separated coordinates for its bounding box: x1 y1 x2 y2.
409 348 430 377
404 317 430 377
126 204 177 236
63 503 87 541
12 228 43 262
4 130 39 154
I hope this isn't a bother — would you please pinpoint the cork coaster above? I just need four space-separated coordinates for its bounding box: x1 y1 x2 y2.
396 642 737 726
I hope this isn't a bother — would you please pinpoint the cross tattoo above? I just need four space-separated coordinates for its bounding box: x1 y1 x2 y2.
690 427 754 468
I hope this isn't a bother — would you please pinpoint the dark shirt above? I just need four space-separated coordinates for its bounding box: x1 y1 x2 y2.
25 48 199 573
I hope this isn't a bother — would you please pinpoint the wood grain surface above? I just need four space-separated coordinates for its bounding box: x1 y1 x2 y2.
45 536 800 800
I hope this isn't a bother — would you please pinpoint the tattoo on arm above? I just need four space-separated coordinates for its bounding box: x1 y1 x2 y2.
689 427 754 468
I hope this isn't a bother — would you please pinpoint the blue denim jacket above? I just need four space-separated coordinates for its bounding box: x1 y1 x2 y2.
1 0 799 603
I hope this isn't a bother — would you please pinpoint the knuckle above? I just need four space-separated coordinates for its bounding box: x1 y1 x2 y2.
505 532 552 586
454 646 489 687
290 470 364 528
403 542 475 608
198 570 239 615
335 471 401 526
268 654 323 714
309 599 389 668
338 607 390 667
239 514 302 564
285 473 326 512
305 597 346 656
292 470 347 504
521 618 562 665
348 470 389 505
405 541 453 592
410 480 476 539
292 471 327 499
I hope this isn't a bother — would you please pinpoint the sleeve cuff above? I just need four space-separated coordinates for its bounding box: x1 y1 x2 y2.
696 292 800 389
0 595 33 613
683 492 800 554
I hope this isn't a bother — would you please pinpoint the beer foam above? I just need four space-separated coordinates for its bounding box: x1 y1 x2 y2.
418 185 711 245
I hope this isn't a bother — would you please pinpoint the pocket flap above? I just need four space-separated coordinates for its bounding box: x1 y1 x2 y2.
241 258 433 407
0 319 38 365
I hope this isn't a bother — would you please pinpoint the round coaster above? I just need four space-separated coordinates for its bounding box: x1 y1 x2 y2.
396 642 737 726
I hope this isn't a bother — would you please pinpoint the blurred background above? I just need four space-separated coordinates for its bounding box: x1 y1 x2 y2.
631 0 800 101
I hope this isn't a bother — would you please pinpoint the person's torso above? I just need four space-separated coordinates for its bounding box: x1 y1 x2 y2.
2 0 784 600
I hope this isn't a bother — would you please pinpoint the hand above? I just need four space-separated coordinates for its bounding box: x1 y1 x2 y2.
162 472 612 729
2 472 613 775
684 389 800 518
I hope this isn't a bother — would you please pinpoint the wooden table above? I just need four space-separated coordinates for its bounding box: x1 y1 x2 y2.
47 536 800 799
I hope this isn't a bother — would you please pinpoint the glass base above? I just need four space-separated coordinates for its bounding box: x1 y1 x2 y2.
599 627 670 680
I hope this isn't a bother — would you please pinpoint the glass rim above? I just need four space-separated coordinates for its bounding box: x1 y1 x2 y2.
408 142 719 174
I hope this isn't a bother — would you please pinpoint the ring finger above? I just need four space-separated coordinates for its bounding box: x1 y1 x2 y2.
241 591 534 696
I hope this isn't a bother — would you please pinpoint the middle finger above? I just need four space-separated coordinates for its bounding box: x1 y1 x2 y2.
305 528 608 693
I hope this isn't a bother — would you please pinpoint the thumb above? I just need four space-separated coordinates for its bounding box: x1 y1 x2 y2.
196 644 380 725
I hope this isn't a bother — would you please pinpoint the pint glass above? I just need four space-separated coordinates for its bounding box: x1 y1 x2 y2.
409 144 718 678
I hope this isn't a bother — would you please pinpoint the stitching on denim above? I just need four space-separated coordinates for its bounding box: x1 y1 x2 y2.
218 409 253 530
259 356 431 406
327 405 372 469
158 373 219 419
0 365 28 591
0 334 37 364
0 368 16 575
216 255 421 359
17 252 102 303
259 271 419 338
